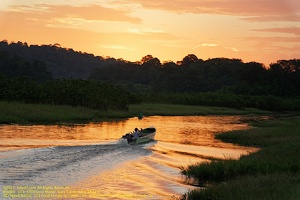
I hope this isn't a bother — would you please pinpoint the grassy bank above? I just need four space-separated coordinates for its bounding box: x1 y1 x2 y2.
2 101 299 199
0 101 133 124
0 101 271 124
182 116 300 200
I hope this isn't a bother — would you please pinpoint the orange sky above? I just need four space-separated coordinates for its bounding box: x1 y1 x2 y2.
0 0 299 66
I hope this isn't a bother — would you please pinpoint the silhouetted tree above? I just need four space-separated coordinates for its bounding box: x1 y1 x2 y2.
181 54 199 66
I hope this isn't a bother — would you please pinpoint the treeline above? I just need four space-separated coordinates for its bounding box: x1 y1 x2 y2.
0 75 134 110
0 40 113 79
140 93 300 111
1 40 300 98
0 51 52 82
90 55 300 97
0 47 135 110
1 40 300 111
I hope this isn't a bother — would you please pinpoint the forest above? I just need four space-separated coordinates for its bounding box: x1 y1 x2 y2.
0 40 299 111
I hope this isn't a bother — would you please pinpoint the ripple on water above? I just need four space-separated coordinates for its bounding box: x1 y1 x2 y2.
0 116 262 199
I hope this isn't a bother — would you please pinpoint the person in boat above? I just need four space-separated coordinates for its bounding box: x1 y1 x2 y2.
138 128 147 137
138 111 143 119
123 133 133 143
132 128 140 142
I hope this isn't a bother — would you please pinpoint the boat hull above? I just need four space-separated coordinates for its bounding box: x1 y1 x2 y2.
121 127 156 144
134 132 155 144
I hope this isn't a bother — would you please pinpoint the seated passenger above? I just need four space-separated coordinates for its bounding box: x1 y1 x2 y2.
132 128 140 141
124 133 133 143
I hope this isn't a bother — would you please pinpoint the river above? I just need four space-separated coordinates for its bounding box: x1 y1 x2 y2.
0 116 260 199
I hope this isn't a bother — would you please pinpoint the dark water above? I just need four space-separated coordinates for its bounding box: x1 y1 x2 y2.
0 116 260 199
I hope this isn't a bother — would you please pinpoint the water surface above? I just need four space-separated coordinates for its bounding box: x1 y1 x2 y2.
0 116 260 199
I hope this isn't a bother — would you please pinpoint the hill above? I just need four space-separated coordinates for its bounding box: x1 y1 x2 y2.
0 40 118 79
1 40 300 98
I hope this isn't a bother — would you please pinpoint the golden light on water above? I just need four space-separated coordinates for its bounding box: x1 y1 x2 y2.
0 116 260 199
0 116 252 151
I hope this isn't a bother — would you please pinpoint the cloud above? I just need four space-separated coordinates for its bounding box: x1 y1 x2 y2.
225 46 239 52
252 27 300 36
128 28 164 34
199 43 218 47
2 4 142 24
242 14 300 22
244 36 300 43
194 43 239 52
114 0 300 22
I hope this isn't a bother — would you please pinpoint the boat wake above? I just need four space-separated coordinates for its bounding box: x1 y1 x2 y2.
0 115 259 199
1 140 257 200
0 142 152 187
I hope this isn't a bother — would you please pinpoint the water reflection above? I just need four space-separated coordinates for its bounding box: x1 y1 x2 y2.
0 115 261 199
0 116 254 151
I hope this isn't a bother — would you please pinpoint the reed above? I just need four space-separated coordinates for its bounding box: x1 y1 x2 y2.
184 173 300 200
129 103 271 116
182 115 300 200
0 101 134 124
0 101 271 124
0 101 99 124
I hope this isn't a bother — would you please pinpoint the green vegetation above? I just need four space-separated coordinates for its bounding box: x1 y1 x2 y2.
181 116 300 200
0 101 153 124
184 173 300 200
1 41 300 101
130 103 271 116
140 93 300 111
2 40 300 199
1 40 300 112
0 101 102 124
2 73 300 112
0 102 271 125
0 76 133 110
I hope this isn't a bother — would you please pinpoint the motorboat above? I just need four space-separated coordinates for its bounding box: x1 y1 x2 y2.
121 127 156 144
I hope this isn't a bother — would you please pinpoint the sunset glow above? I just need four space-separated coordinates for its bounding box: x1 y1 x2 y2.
0 0 299 65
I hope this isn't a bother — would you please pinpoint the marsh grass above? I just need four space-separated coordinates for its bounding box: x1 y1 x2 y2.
182 116 300 200
129 103 271 116
184 173 300 200
0 101 271 124
0 101 132 124
217 118 300 147
0 101 100 124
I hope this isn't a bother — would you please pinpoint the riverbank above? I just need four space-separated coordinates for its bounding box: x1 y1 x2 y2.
2 100 299 199
181 115 300 200
0 101 272 124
